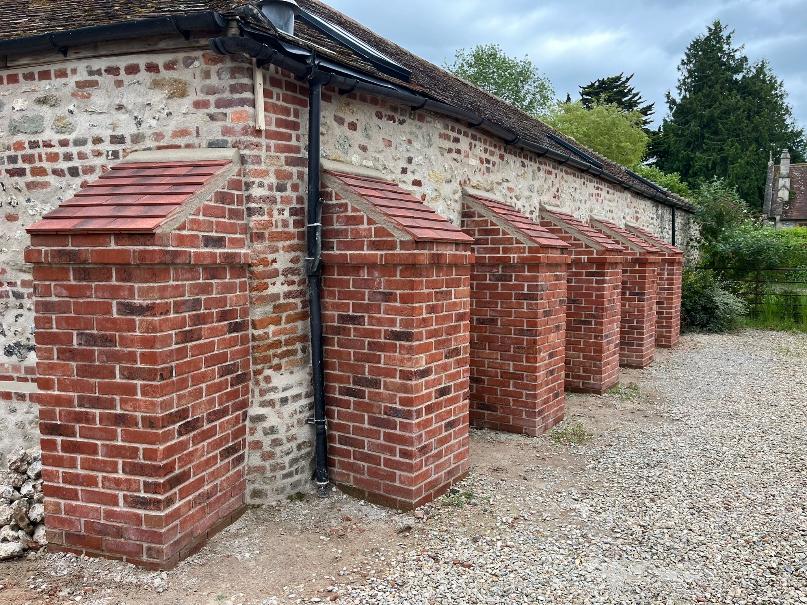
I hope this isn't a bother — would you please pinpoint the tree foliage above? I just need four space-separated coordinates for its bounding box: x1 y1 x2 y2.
632 165 692 198
445 44 555 116
691 178 751 248
544 101 649 166
706 225 807 278
653 21 806 208
580 73 654 127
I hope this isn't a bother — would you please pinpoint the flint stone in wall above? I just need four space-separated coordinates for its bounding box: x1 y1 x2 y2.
26 459 41 480
0 541 24 560
52 115 77 134
19 480 34 498
9 114 45 135
34 94 60 107
12 498 32 532
32 524 46 545
0 525 17 542
28 502 44 524
8 451 31 474
150 77 189 99
0 504 11 526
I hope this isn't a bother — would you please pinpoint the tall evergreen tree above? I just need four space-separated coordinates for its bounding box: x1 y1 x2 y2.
580 73 655 127
652 21 805 208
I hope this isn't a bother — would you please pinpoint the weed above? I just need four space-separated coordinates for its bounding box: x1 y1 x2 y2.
607 382 641 400
441 487 475 508
550 421 593 446
287 491 307 502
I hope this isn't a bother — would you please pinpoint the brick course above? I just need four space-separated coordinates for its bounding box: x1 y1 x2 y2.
461 193 569 435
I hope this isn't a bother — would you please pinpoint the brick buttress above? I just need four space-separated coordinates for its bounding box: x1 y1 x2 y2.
25 149 250 569
589 218 661 369
539 209 623 394
461 190 570 436
319 162 473 510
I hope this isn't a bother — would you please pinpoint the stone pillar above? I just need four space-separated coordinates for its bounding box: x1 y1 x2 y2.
461 191 569 436
320 166 472 510
540 210 623 394
25 150 250 569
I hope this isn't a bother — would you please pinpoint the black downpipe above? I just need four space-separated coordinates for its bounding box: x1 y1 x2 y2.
305 76 330 497
671 206 677 246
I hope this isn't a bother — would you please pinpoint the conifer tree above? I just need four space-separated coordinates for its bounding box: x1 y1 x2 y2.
580 73 655 127
653 21 805 207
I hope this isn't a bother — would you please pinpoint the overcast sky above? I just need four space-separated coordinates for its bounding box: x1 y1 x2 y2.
326 0 807 129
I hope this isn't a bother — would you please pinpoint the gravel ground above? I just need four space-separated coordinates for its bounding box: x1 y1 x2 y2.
336 331 807 605
1 330 805 604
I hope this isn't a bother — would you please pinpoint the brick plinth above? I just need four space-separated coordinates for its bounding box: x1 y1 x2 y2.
320 167 472 510
590 219 661 369
461 193 569 435
25 151 250 569
540 210 623 394
627 226 683 348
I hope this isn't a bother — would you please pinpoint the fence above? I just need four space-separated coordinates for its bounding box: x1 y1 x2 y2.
723 268 807 330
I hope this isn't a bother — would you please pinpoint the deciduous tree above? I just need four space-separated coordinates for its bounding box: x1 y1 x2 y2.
445 44 555 116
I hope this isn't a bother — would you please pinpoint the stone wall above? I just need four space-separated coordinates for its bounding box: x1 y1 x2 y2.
0 38 694 502
0 43 314 503
319 94 694 249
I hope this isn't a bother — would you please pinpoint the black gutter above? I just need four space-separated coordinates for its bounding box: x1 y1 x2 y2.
0 12 226 57
305 74 331 497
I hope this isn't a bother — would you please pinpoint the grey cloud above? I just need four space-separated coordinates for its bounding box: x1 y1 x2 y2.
326 0 807 127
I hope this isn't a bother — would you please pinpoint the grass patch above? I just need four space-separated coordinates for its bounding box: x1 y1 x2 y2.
441 487 475 508
743 292 807 333
607 382 641 400
550 421 593 446
287 491 307 502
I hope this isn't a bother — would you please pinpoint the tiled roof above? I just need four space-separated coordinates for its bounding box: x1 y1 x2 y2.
0 0 693 212
770 163 807 221
463 192 568 249
626 225 682 256
0 1 236 40
539 209 623 251
589 218 662 254
324 170 472 243
27 159 232 234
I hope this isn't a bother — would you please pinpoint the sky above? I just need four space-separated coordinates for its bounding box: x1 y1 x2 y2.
326 0 807 129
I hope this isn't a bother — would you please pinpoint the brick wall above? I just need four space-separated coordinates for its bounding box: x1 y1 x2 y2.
0 48 316 503
319 177 472 510
320 94 694 248
25 165 250 568
461 200 568 435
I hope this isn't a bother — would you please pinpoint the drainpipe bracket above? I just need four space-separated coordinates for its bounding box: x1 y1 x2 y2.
306 417 328 429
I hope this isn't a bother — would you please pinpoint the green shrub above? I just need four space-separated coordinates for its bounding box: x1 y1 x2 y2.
681 268 748 333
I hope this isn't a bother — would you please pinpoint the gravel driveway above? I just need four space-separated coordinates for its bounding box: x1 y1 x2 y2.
1 331 805 605
337 331 807 604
